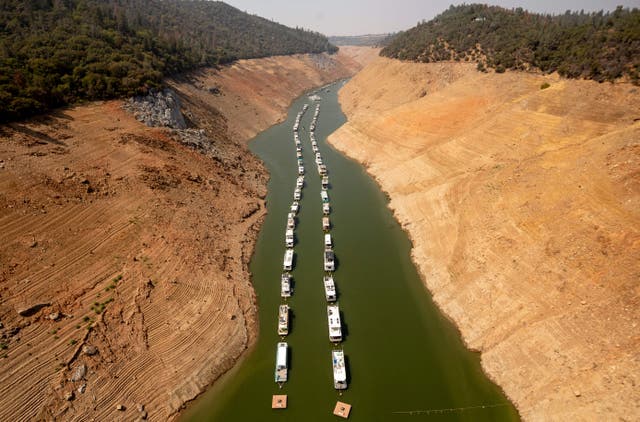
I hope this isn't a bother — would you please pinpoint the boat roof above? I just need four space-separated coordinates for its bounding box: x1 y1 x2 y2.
276 343 287 366
328 306 341 328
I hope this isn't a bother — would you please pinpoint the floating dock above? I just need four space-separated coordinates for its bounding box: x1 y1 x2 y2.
333 402 352 419
272 395 287 409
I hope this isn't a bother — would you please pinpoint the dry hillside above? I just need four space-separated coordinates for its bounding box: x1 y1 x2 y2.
0 48 370 421
329 58 640 420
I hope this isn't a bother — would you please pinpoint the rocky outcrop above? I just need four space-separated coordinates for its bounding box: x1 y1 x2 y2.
124 89 187 129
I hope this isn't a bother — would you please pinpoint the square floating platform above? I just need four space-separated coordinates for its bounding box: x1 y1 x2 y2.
272 395 287 409
333 401 352 419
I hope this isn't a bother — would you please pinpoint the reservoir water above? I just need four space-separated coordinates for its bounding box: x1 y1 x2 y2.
183 81 519 421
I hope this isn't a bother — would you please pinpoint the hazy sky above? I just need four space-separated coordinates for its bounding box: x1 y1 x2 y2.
225 0 640 36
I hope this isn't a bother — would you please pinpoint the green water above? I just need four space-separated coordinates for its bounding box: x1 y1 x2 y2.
183 82 519 421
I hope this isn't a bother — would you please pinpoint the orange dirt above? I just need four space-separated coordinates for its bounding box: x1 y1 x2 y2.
330 57 640 420
169 48 379 144
0 48 369 421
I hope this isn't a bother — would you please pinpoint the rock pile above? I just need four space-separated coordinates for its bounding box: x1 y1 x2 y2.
124 89 187 129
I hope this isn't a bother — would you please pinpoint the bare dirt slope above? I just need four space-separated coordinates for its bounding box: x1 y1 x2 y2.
169 48 379 144
329 57 640 421
0 48 368 421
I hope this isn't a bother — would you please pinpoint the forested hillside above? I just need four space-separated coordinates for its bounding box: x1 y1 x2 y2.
0 0 337 122
381 4 640 84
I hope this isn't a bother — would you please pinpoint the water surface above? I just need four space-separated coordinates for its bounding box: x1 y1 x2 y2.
183 81 519 421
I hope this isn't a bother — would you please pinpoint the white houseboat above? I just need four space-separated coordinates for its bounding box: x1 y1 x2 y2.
298 165 305 175
332 349 347 390
324 247 335 271
322 176 329 189
322 202 330 215
281 273 291 298
275 342 288 383
287 217 295 230
324 275 336 302
324 233 332 247
285 228 294 247
283 248 294 271
291 201 299 214
322 216 330 230
296 176 304 189
293 187 301 201
321 190 329 203
278 304 289 336
327 305 342 342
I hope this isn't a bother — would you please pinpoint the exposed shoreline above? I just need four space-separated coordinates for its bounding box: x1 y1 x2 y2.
0 47 378 421
328 56 640 420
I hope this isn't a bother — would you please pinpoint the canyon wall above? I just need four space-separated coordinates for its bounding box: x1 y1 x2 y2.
0 48 373 421
329 57 640 420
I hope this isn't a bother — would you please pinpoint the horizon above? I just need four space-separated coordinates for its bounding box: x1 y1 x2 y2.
225 0 640 36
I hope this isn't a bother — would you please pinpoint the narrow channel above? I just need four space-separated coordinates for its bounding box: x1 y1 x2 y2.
183 81 520 421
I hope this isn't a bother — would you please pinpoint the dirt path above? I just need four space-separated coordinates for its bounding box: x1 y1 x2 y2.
0 47 373 421
329 57 640 420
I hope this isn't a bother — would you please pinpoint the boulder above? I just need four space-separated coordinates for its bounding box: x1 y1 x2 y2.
82 345 98 356
71 363 86 382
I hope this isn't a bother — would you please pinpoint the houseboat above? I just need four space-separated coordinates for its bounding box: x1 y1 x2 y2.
275 342 288 383
322 216 330 230
324 247 335 271
318 164 327 175
298 165 304 175
283 248 294 271
324 233 332 247
323 202 330 215
287 217 295 230
281 273 291 298
321 176 329 189
327 305 342 342
291 201 299 214
332 349 347 390
296 176 304 189
285 228 294 248
324 275 336 302
321 190 329 203
278 304 289 336
293 188 301 201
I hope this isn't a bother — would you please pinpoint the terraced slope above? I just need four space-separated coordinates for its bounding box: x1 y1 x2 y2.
0 48 370 421
329 58 640 420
